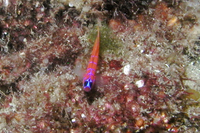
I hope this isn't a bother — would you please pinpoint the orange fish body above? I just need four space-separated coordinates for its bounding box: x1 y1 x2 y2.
83 28 100 92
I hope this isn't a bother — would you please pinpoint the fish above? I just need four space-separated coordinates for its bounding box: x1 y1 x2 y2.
83 28 100 92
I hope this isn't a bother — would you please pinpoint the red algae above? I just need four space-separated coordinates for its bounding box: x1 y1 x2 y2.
0 0 199 133
109 59 122 70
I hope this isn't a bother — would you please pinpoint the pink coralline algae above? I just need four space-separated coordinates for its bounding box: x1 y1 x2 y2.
0 0 200 133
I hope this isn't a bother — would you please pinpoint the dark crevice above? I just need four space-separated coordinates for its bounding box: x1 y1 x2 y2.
103 0 153 20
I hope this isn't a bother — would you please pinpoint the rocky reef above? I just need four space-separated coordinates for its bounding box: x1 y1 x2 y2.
0 0 200 132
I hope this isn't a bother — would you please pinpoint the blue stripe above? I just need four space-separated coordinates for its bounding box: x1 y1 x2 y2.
89 61 97 65
91 55 98 58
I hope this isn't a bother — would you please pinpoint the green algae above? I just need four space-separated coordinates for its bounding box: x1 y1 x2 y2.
185 89 200 101
87 24 123 56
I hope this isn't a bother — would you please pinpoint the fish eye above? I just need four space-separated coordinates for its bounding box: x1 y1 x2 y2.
84 81 88 87
89 81 92 88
